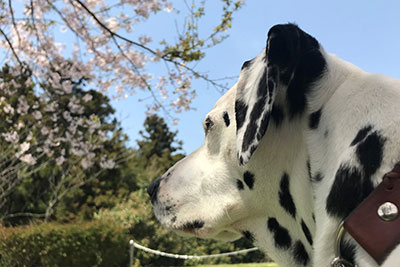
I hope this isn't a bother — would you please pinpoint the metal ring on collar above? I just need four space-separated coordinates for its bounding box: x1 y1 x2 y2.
330 222 356 267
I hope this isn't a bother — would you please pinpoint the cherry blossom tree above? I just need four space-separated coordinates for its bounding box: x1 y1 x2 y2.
0 65 131 222
0 0 243 222
0 0 243 115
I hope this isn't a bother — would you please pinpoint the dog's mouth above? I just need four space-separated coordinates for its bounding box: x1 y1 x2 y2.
178 220 205 233
153 200 243 241
170 219 241 241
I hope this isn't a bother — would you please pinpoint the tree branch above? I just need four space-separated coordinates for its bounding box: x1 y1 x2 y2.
8 0 21 45
0 27 23 67
72 0 230 93
74 0 158 55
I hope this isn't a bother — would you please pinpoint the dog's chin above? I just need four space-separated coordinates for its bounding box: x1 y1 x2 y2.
211 230 242 241
170 224 241 241
154 206 242 241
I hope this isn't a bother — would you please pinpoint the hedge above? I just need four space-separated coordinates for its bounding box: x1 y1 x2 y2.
0 191 267 266
0 221 129 267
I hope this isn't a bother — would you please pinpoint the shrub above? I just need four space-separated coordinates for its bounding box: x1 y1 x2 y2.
0 221 129 267
0 190 266 267
95 189 266 266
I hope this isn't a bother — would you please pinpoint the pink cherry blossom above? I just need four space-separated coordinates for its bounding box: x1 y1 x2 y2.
19 154 36 165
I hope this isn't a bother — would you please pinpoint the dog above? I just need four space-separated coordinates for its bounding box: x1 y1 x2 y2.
147 24 400 266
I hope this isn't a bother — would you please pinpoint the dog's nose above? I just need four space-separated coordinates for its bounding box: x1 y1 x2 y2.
147 178 162 203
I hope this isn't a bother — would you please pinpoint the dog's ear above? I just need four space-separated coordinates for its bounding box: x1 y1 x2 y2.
235 23 325 165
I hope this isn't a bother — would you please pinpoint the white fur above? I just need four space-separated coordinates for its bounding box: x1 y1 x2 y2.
151 46 400 266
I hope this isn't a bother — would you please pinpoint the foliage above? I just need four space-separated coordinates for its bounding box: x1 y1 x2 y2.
0 64 130 225
0 0 244 115
137 114 183 159
0 221 129 267
95 190 266 266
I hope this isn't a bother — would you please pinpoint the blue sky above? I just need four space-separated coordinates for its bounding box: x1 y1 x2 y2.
112 0 400 154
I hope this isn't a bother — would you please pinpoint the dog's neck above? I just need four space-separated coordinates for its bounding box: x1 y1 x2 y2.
242 115 314 266
233 53 360 267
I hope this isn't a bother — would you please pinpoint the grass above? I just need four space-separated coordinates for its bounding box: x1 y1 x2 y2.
192 263 277 267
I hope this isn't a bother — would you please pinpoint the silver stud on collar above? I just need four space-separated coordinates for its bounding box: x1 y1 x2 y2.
377 201 399 221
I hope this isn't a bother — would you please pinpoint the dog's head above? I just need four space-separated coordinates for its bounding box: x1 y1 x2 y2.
147 24 326 241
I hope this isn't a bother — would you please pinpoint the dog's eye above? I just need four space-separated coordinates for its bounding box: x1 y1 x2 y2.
203 117 214 134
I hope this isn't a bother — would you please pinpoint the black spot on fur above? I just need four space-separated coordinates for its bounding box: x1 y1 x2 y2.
235 100 248 131
165 205 173 211
241 59 252 70
309 109 322 129
306 160 312 181
223 112 230 127
356 131 386 178
301 219 313 246
267 73 277 105
242 230 255 242
350 125 373 146
243 171 255 189
268 80 275 95
236 179 244 190
271 105 284 127
326 165 374 218
242 77 268 152
267 217 292 249
279 173 296 218
257 68 268 97
182 220 205 230
312 172 324 183
340 240 356 266
249 145 257 156
258 111 271 140
163 172 172 183
204 117 214 134
286 49 326 119
239 155 244 166
240 64 273 157
312 213 315 222
242 122 258 152
266 24 326 119
324 129 329 138
293 240 310 265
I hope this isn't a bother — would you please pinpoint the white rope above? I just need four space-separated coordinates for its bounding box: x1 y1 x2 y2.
129 240 258 260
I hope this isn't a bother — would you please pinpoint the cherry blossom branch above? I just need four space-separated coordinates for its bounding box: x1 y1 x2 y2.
73 0 231 93
8 0 21 45
109 32 175 119
0 27 23 67
74 0 158 55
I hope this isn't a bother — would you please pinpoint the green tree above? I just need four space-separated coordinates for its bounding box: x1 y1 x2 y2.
137 114 183 159
133 115 184 189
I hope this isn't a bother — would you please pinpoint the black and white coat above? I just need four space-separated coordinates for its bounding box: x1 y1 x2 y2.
148 24 400 267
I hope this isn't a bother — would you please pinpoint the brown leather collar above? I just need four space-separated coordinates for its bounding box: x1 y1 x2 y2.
343 163 400 265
